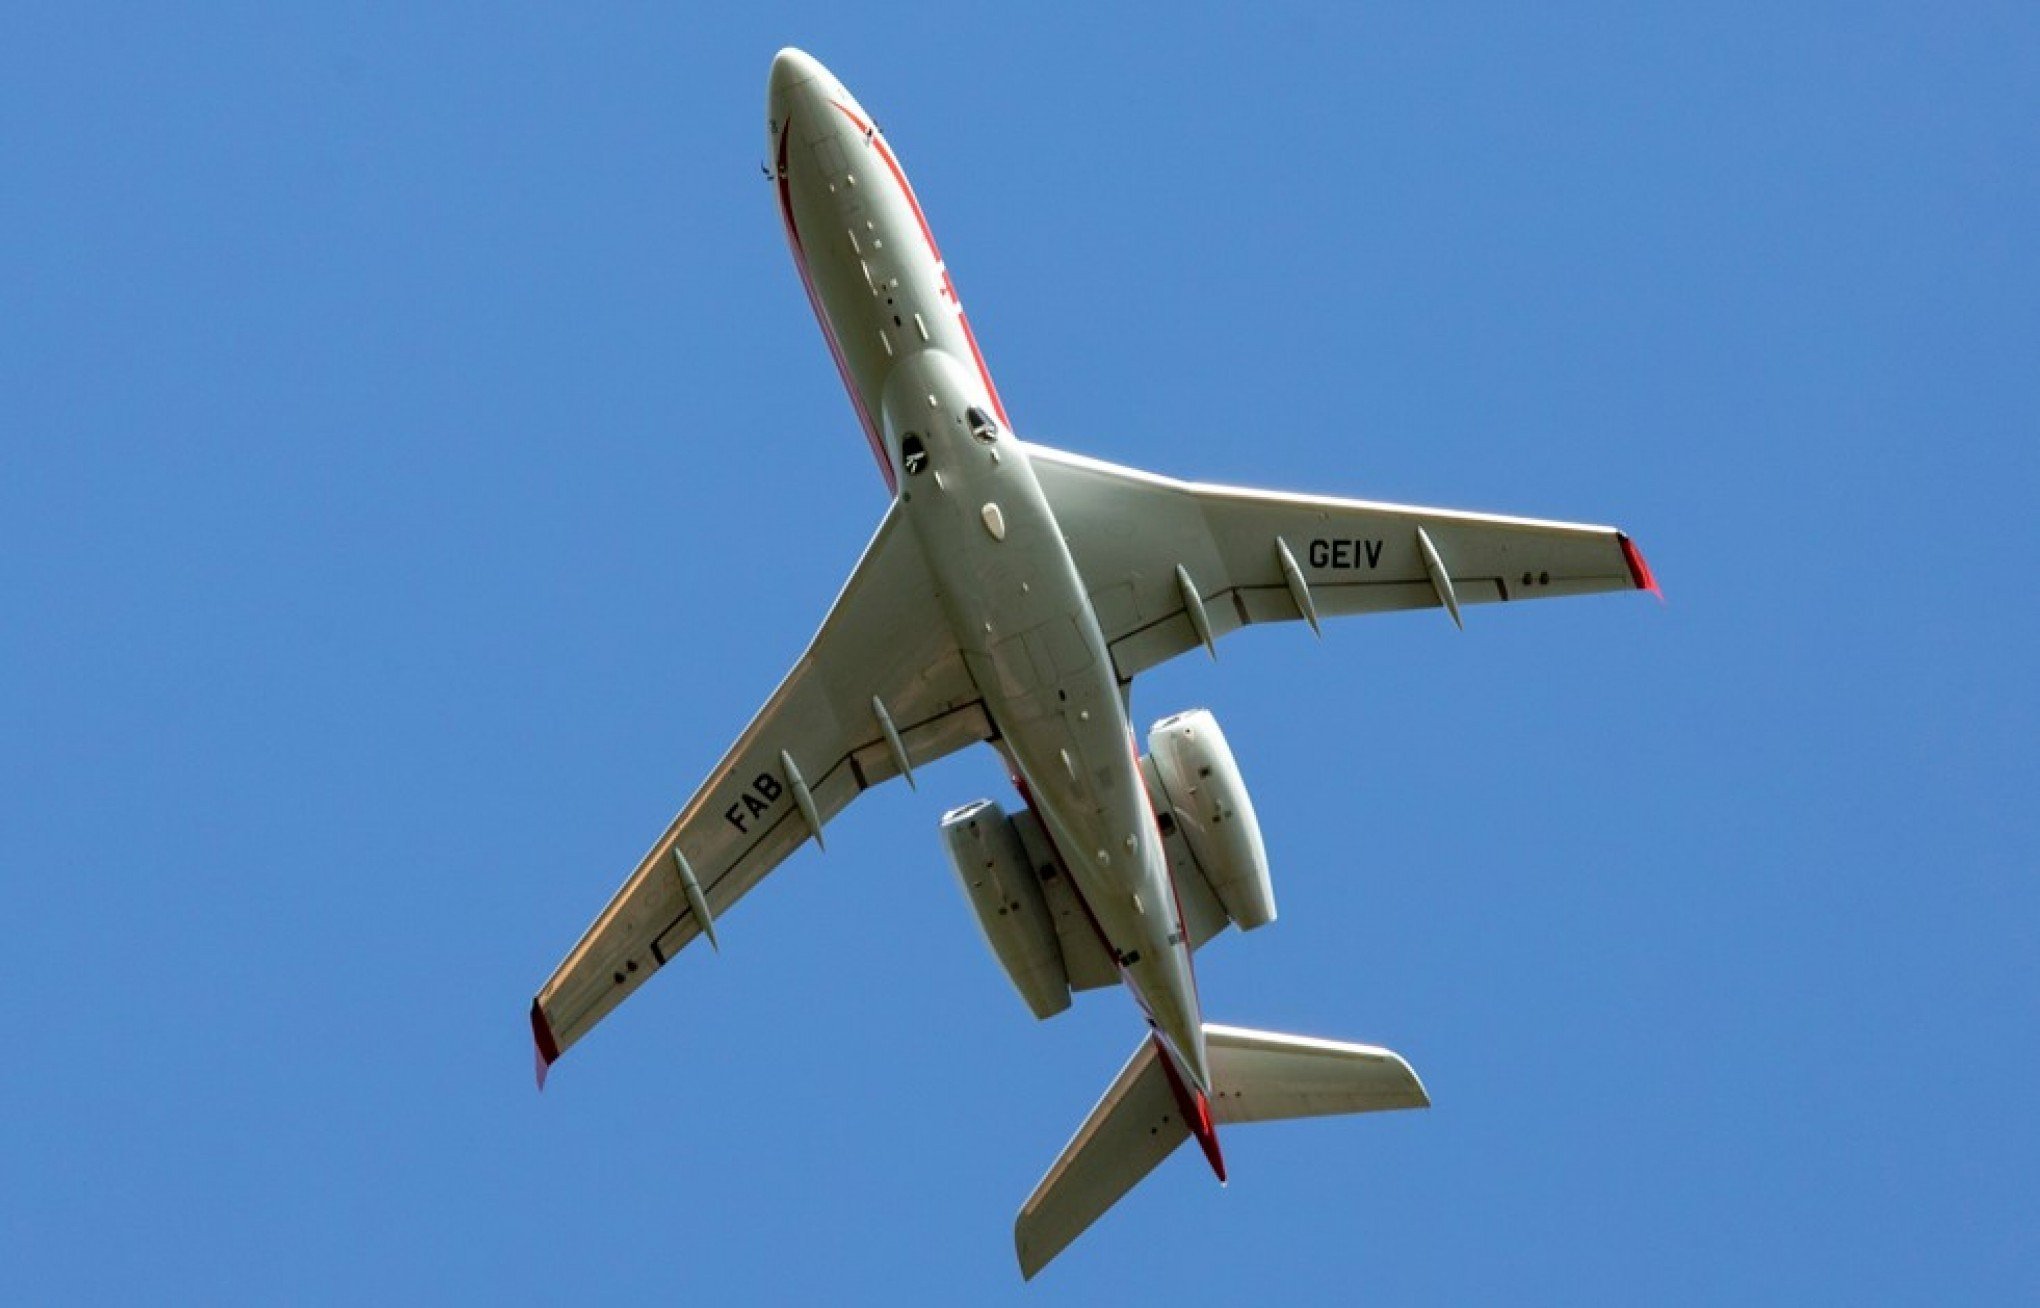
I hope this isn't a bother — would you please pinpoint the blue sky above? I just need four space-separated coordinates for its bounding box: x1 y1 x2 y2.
5 4 2035 1302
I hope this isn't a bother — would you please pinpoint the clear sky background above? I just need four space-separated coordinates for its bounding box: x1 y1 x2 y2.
5 4 2035 1303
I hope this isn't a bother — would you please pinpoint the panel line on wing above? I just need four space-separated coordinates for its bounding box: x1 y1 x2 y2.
640 697 990 957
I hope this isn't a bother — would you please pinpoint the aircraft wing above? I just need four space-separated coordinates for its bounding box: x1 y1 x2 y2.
531 499 989 1077
1025 442 1657 679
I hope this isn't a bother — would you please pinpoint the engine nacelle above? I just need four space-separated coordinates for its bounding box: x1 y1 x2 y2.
1143 709 1276 931
937 712 1271 1019
939 799 1073 1019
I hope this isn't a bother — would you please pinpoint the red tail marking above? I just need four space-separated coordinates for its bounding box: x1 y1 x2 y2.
1155 1035 1226 1183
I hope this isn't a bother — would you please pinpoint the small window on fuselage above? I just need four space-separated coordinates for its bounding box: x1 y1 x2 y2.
901 433 928 476
966 407 998 444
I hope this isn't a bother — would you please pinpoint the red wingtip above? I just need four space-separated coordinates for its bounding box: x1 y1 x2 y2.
1618 533 1662 600
530 1000 560 1092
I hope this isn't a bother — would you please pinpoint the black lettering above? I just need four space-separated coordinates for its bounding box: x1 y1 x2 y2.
1364 538 1383 568
724 803 749 834
1332 539 1351 569
753 772 783 802
742 792 770 819
1308 539 1330 568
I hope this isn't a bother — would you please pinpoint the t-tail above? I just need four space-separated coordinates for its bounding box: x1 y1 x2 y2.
1014 1023 1428 1280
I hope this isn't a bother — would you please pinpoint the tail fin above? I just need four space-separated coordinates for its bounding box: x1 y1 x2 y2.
1014 1023 1427 1280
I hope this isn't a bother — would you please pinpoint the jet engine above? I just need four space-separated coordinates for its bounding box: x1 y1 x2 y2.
1141 709 1276 931
939 710 1272 1021
939 799 1075 1019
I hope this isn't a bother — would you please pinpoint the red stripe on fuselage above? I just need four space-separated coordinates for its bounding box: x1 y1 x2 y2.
776 117 897 494
829 101 1012 430
956 313 1008 429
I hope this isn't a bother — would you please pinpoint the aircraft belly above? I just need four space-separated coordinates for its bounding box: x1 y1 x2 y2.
779 69 1212 1087
889 413 1147 920
887 413 1200 1076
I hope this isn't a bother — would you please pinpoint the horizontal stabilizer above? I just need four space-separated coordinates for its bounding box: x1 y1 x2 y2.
1204 1023 1429 1123
1015 1037 1187 1280
1015 1023 1426 1279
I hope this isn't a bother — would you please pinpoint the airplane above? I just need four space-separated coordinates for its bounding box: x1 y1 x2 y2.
530 47 1659 1279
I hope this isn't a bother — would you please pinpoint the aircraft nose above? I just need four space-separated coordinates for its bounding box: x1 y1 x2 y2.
769 47 826 99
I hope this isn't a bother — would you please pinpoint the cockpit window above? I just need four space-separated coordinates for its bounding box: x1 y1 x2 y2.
901 433 929 476
966 406 999 444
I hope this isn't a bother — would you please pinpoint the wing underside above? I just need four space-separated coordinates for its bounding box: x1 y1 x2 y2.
1024 442 1655 678
531 500 987 1072
534 444 1654 1074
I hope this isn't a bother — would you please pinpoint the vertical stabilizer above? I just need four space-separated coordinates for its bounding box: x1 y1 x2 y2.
1014 1023 1427 1279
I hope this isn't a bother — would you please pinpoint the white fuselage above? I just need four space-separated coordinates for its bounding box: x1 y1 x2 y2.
766 50 1209 1089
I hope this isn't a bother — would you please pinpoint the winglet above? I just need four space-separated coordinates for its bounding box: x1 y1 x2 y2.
1617 533 1662 599
530 999 560 1091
